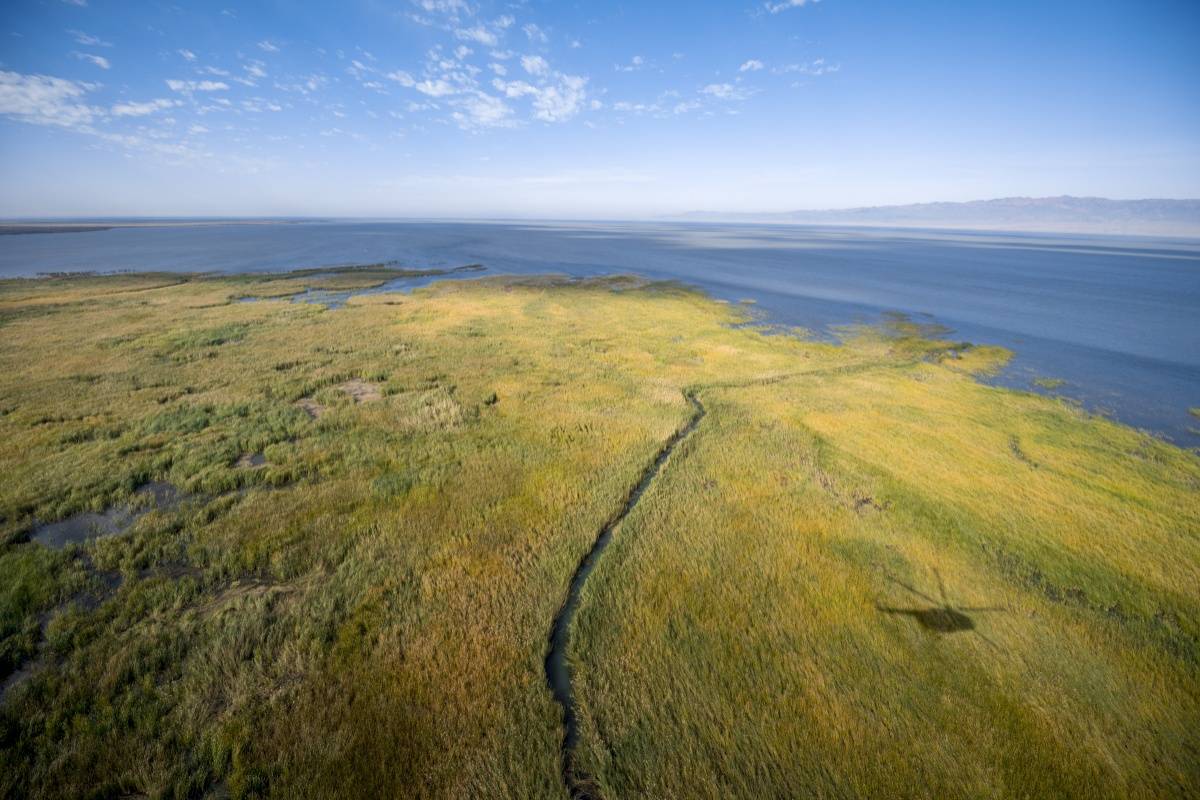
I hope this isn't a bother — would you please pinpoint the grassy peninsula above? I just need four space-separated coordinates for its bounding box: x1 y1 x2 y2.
0 269 1197 799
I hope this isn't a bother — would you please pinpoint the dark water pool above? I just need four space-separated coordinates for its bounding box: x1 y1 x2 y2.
32 482 183 549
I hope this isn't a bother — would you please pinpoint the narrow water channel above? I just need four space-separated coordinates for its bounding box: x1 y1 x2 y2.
544 391 706 800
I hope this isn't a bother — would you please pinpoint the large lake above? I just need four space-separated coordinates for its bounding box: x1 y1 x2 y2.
2 220 1197 447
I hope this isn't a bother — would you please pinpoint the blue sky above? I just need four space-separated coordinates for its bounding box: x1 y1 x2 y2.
0 0 1197 217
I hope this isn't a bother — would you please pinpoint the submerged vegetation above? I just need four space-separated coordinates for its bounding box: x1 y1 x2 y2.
0 268 1197 799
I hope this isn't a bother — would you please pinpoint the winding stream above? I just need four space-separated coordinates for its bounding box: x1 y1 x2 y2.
545 390 706 800
542 362 922 797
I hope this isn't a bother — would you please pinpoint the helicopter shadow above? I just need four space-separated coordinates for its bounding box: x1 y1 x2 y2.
876 569 1007 647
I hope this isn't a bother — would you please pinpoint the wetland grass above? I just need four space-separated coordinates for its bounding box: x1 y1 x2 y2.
0 268 1196 799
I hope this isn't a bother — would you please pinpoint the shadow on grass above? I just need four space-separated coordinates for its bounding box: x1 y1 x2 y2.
877 569 1007 644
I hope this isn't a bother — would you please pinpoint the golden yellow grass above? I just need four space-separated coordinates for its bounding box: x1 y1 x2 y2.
0 269 1196 799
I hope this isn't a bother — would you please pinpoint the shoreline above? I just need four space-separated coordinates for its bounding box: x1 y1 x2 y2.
4 265 1196 451
0 219 314 236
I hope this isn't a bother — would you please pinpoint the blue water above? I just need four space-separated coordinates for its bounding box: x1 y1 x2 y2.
2 220 1197 447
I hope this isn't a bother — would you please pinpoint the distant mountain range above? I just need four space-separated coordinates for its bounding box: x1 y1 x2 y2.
674 196 1200 236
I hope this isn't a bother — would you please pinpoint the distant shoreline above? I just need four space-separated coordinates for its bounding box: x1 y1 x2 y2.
0 225 115 236
661 216 1200 238
671 196 1200 238
2 215 1198 240
0 220 310 236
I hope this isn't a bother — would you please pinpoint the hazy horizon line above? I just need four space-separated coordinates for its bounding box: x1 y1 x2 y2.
4 193 1199 221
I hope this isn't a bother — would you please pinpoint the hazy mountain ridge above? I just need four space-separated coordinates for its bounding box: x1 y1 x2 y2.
676 196 1200 236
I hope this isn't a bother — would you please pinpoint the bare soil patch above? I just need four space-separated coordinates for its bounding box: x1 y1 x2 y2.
340 379 382 403
296 398 324 419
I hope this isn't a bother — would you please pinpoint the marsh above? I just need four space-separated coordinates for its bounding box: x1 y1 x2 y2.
0 268 1196 799
2 221 1197 446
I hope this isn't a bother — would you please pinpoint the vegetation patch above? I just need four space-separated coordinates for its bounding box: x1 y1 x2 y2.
162 323 251 353
0 270 1196 799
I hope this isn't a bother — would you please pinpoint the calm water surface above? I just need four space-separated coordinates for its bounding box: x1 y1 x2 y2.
2 220 1197 446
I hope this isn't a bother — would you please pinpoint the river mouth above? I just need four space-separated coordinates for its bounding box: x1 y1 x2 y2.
31 481 184 549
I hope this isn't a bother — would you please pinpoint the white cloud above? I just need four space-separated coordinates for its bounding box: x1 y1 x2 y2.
765 0 818 12
111 98 180 117
244 61 267 80
74 53 110 70
774 58 840 76
278 73 330 96
490 49 514 60
701 82 752 100
451 92 513 129
416 0 469 14
521 55 549 77
69 30 112 47
493 72 588 123
257 40 280 53
178 49 197 62
616 55 644 73
166 79 229 92
62 0 87 6
0 70 99 128
388 33 588 129
529 74 586 122
739 59 764 72
455 26 498 46
415 79 456 97
493 78 535 99
242 98 283 112
454 45 473 60
0 73 217 162
188 123 208 134
522 23 548 43
612 100 662 115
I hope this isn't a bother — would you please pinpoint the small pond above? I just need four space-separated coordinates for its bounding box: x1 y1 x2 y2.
32 482 184 549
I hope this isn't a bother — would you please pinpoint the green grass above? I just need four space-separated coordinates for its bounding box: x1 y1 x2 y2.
0 269 1196 799
1033 376 1067 390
